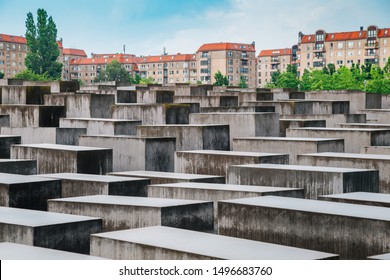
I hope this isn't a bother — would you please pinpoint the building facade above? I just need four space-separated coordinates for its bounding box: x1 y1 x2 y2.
62 48 87 81
137 54 197 84
196 42 257 88
297 25 390 76
257 48 292 87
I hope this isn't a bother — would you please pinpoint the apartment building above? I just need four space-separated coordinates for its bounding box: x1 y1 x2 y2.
298 25 390 76
137 53 197 84
70 54 139 84
257 48 292 87
0 33 64 79
62 48 87 81
196 42 257 88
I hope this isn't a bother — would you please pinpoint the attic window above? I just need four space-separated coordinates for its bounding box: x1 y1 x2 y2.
308 36 311 40
331 34 334 39
240 45 246 49
171 56 174 59
385 30 388 35
359 32 362 37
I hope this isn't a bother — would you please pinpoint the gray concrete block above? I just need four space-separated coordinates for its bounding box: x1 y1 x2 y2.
361 146 390 155
0 135 21 158
279 119 326 137
358 109 390 123
190 112 279 146
48 195 213 232
0 206 102 254
297 152 390 193
109 170 225 184
286 128 390 153
38 173 150 197
280 114 366 128
60 118 141 135
11 143 113 175
227 164 379 199
175 150 289 177
218 196 390 259
0 172 61 210
232 137 344 164
79 135 175 172
0 114 10 127
0 159 37 175
0 242 106 260
319 192 390 207
1 85 50 105
90 226 337 260
368 253 390 260
137 124 230 151
55 128 87 145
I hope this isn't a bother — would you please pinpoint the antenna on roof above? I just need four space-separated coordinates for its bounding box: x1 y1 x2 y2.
123 44 126 54
163 47 168 55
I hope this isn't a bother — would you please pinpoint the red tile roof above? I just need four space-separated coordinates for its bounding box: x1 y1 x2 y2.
139 54 196 63
197 42 256 52
71 56 140 65
258 48 292 57
0 33 63 48
63 48 87 57
378 28 390 38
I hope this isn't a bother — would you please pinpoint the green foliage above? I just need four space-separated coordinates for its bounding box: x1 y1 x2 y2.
140 76 156 84
273 65 299 89
271 70 281 85
0 72 4 79
14 69 52 81
239 76 248 88
213 70 229 86
196 80 202 85
129 73 156 85
95 60 130 82
24 9 62 80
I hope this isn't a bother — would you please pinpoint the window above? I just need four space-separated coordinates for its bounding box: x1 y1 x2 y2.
201 52 209 58
200 60 208 66
348 42 354 48
228 59 233 65
358 50 361 56
228 67 233 73
384 39 387 46
338 42 343 49
337 60 343 65
307 53 310 59
368 30 376 37
384 49 387 54
347 51 354 56
316 34 324 41
338 51 343 57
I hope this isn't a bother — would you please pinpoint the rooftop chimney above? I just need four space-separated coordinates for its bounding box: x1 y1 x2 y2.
360 26 363 31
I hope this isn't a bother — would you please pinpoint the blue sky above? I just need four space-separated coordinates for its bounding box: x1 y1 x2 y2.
0 0 389 57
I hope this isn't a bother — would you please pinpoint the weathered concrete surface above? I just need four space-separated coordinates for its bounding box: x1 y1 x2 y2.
48 195 213 232
218 196 390 259
174 84 213 96
0 135 21 158
147 182 303 228
38 173 150 197
0 206 102 254
200 106 270 113
60 118 141 135
361 146 390 155
336 123 390 129
279 119 326 136
358 109 390 123
109 170 225 184
175 150 289 177
0 172 61 210
0 114 10 127
112 103 190 125
241 100 350 115
56 128 87 145
257 90 305 101
0 105 66 127
137 124 230 151
0 159 37 175
286 127 390 153
297 152 390 193
174 95 239 108
79 135 175 172
319 192 390 207
227 164 379 199
280 114 366 127
0 242 106 260
232 137 344 165
189 113 279 146
44 93 115 118
11 143 113 175
368 253 390 260
90 226 337 260
1 85 50 105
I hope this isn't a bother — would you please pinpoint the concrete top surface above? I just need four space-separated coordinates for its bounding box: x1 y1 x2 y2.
0 159 35 163
12 143 111 151
221 196 390 221
287 127 390 132
230 164 375 173
279 119 327 122
0 206 101 227
337 123 390 127
0 173 59 184
0 135 20 138
368 253 390 260
149 182 302 193
137 124 228 128
92 226 336 260
176 150 287 157
49 195 211 207
319 192 390 203
301 152 390 161
109 170 224 180
36 173 149 183
190 112 276 115
359 109 390 112
0 243 106 260
79 135 176 140
61 117 141 122
233 137 343 142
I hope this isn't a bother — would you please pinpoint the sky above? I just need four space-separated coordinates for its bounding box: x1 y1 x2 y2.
0 0 389 57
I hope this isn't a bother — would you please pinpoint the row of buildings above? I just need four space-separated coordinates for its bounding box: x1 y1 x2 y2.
1 25 389 88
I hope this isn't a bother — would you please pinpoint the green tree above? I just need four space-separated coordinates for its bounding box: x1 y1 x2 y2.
140 76 156 84
213 70 229 86
239 76 248 88
276 64 299 89
95 60 130 82
24 9 62 79
327 63 336 76
129 73 142 84
271 70 281 85
0 72 4 79
14 69 51 81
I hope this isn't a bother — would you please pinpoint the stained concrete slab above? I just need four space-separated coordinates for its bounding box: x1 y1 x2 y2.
0 135 21 158
175 150 289 176
319 192 390 207
38 173 150 197
368 253 390 260
48 195 213 232
0 206 102 254
90 226 337 260
0 242 106 260
227 164 379 199
60 118 141 135
109 170 225 184
0 159 37 175
218 196 390 259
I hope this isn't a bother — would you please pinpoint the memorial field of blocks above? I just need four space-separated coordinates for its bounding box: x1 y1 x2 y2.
1 80 390 260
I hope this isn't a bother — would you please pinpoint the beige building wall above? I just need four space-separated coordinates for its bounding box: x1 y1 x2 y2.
257 48 292 87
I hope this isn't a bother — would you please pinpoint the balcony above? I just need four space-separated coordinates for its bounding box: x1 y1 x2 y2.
365 42 379 49
270 58 280 64
313 47 325 52
365 51 379 58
